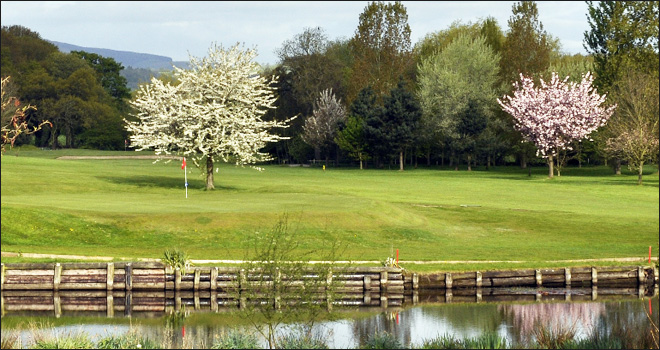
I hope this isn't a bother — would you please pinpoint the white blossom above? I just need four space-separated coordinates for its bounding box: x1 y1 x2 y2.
125 43 294 175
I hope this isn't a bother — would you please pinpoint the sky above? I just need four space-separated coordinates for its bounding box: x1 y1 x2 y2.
1 1 591 66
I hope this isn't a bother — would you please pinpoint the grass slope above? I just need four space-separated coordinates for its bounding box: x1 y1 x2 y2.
1 148 658 270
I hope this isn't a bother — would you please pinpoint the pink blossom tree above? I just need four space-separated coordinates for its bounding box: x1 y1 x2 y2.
498 72 616 178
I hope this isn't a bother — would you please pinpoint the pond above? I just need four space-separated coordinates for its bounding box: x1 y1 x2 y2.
1 287 658 349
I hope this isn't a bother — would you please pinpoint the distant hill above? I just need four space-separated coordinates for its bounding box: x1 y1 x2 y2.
48 40 189 71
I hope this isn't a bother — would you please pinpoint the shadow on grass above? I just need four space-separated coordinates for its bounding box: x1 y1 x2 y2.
98 175 238 190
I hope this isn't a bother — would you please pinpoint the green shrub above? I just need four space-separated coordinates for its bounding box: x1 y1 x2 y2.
276 333 328 349
31 332 95 349
362 331 404 349
211 329 260 349
462 333 508 349
416 334 463 349
162 249 190 270
96 331 159 349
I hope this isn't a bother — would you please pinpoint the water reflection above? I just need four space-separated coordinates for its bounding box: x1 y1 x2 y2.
2 290 657 348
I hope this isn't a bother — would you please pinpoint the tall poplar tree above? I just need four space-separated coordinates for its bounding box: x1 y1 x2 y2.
347 1 413 105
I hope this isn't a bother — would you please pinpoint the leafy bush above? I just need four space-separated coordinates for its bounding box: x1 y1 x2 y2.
162 249 190 270
31 332 95 349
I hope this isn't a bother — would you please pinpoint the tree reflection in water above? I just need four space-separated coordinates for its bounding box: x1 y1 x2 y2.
498 302 606 344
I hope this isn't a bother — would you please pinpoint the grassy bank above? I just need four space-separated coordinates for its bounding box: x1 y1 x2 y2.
1 148 658 272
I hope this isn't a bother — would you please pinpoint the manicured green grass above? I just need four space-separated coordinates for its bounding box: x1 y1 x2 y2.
1 148 658 272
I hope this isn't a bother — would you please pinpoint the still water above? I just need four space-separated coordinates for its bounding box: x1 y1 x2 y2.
2 289 658 348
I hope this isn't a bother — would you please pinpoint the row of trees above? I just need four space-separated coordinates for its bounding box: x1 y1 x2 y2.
264 1 658 180
2 1 658 186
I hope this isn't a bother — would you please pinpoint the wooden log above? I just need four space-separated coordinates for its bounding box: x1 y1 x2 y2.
174 268 181 291
482 269 535 278
53 263 62 292
106 263 114 291
5 269 55 276
1 263 5 290
132 269 166 275
489 276 536 287
210 267 218 292
59 283 107 290
125 263 133 292
592 267 598 285
194 269 201 291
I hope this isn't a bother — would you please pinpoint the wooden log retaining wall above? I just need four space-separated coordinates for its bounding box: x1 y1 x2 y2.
1 263 657 293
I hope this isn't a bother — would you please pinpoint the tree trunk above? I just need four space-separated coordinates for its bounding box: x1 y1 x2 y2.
520 155 527 169
399 151 404 171
206 156 215 190
548 155 554 179
614 158 621 175
427 151 431 166
467 154 472 171
487 155 491 170
638 162 644 185
51 126 58 150
359 152 363 170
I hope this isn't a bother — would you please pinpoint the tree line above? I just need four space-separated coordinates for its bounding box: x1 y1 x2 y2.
1 1 658 178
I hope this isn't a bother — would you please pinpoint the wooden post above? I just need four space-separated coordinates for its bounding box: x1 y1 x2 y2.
592 286 598 300
125 291 132 317
412 273 418 290
380 294 388 308
565 291 571 302
106 263 114 291
591 267 598 286
194 268 200 291
106 292 114 318
326 268 333 311
535 269 542 287
194 292 200 310
446 289 453 303
274 268 281 310
638 285 645 299
363 275 371 305
125 263 132 292
476 288 482 302
174 268 181 291
1 263 5 290
210 267 218 292
211 292 218 312
564 268 571 287
380 271 388 294
654 266 659 284
53 292 61 318
239 269 246 310
54 263 62 292
638 266 645 285
475 271 482 288
445 272 453 290
535 292 542 302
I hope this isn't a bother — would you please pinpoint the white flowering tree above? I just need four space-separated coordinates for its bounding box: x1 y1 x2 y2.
126 43 294 190
497 72 616 178
302 88 346 165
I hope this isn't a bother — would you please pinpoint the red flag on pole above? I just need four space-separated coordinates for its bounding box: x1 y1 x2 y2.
181 157 186 169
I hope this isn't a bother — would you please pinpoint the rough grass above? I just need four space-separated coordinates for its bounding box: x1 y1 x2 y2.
1 148 658 272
